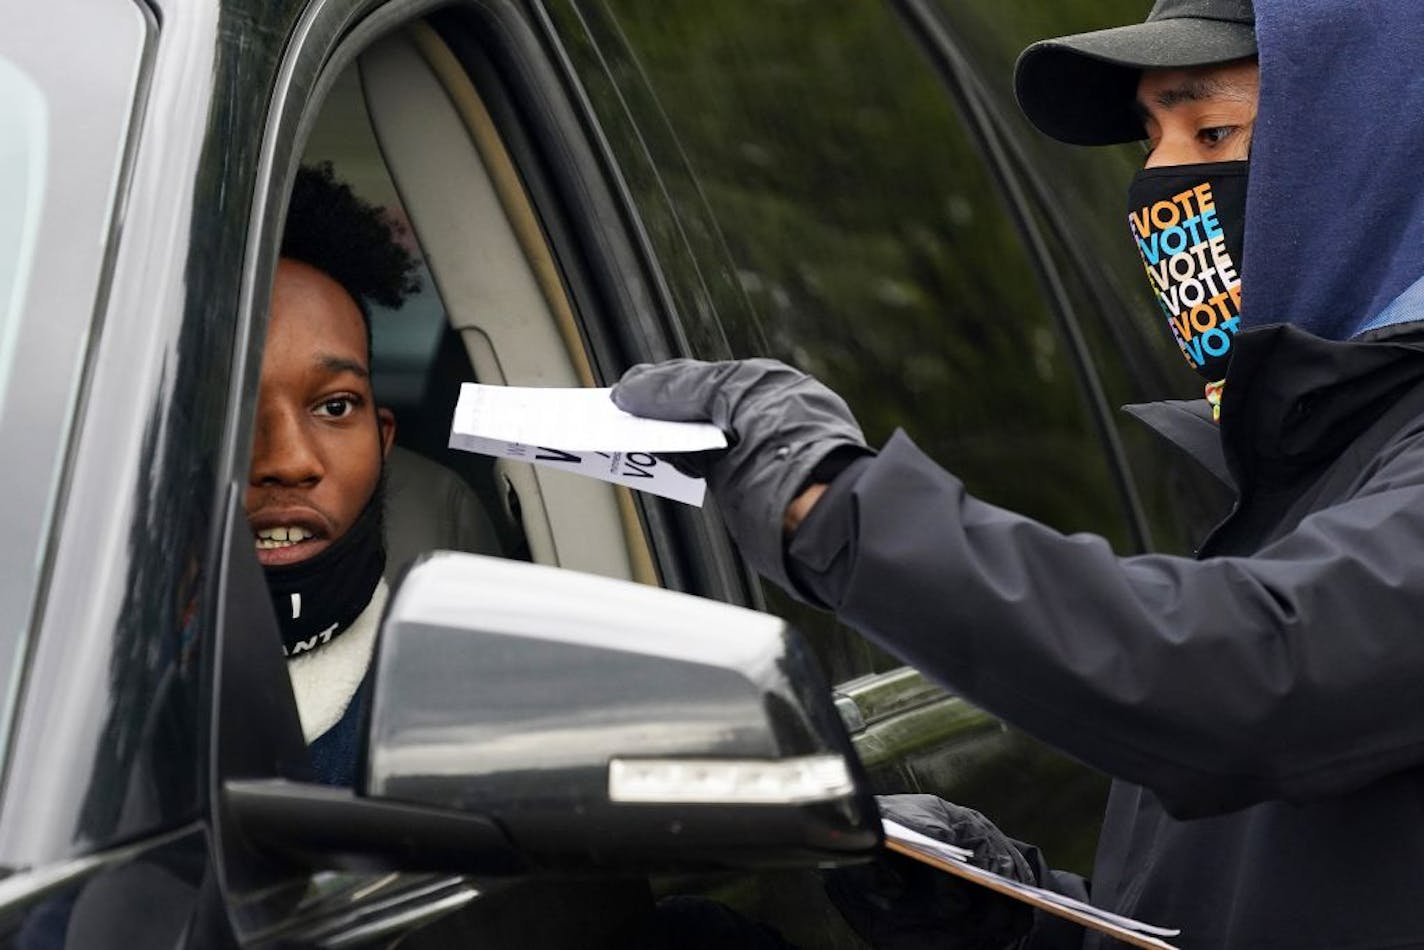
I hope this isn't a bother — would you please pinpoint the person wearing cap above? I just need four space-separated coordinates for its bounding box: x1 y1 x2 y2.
612 0 1424 947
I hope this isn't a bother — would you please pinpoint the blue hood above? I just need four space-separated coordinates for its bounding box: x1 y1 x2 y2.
1244 0 1424 338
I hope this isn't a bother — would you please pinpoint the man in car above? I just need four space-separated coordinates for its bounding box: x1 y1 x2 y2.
612 0 1424 946
250 163 418 786
247 168 810 950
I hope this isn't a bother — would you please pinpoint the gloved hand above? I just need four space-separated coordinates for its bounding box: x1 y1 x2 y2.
611 359 868 591
823 794 1037 950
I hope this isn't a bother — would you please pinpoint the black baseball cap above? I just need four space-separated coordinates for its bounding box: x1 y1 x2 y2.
1014 0 1256 146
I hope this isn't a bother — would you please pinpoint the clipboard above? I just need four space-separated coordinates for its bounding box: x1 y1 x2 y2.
882 821 1181 950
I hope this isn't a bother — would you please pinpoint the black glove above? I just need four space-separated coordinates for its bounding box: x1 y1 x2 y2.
611 359 868 591
823 794 1037 950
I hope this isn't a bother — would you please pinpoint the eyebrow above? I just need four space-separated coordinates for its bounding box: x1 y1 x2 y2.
316 353 369 379
1134 76 1235 118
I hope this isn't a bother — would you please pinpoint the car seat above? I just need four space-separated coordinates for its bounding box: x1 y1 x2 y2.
383 444 503 579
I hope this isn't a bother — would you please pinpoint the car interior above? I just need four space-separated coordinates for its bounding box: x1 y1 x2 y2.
298 22 657 586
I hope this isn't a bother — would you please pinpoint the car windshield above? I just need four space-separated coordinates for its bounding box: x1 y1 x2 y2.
0 3 147 769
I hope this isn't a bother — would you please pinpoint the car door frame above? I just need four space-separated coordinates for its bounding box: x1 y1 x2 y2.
207 0 758 941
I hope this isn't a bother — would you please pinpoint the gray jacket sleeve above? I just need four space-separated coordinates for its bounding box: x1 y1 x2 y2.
787 428 1424 819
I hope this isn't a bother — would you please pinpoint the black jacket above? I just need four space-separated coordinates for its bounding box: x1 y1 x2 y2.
790 325 1424 948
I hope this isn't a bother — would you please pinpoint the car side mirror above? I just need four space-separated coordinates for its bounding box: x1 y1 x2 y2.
364 552 878 870
226 552 878 874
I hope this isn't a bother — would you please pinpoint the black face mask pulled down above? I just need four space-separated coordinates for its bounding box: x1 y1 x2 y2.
263 492 385 658
1128 161 1249 382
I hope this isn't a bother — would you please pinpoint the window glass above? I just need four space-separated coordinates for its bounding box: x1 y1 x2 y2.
0 0 147 762
552 0 1136 681
925 0 1235 550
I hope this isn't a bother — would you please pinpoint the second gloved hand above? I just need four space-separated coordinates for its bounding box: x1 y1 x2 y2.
823 795 1039 950
610 359 868 590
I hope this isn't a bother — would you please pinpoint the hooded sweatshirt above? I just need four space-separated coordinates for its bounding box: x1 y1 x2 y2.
1244 0 1424 338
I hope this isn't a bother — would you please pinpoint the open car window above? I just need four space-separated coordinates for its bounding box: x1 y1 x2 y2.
295 26 657 586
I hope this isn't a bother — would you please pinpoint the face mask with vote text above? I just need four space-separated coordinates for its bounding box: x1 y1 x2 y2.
1127 161 1248 382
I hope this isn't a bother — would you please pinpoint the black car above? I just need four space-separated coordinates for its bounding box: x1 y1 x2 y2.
0 0 1222 945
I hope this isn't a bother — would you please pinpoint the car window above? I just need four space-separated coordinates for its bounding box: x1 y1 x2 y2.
550 0 1138 683
349 22 658 583
287 38 665 585
0 0 147 764
922 0 1235 550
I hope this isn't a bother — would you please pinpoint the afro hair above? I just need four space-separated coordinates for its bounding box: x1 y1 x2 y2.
281 162 421 319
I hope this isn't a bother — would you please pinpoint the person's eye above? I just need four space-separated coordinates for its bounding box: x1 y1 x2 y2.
1197 126 1236 148
314 395 360 419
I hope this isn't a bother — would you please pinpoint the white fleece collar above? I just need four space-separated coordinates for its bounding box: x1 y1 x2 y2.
286 578 387 744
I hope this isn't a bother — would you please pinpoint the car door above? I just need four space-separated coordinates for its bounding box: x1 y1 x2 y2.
211 0 888 943
4 0 874 945
203 0 745 945
0 0 551 945
0 0 245 944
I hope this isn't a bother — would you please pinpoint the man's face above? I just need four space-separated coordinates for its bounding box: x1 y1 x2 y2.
247 257 395 567
1136 58 1259 168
